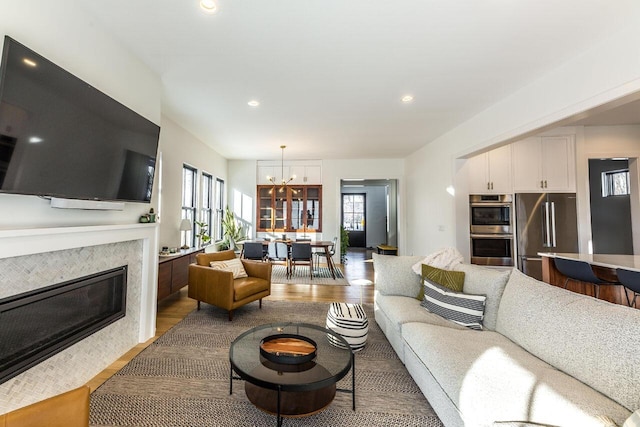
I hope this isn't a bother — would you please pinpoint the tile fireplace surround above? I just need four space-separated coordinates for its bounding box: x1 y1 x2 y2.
0 223 159 413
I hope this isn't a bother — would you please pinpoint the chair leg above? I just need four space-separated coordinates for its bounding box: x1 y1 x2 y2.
563 278 570 289
228 310 234 321
624 288 633 307
259 299 263 309
594 284 600 299
197 301 201 311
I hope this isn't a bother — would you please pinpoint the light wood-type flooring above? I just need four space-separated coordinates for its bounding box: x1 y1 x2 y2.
85 248 375 391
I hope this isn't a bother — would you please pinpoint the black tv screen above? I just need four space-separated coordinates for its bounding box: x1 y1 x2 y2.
0 36 160 203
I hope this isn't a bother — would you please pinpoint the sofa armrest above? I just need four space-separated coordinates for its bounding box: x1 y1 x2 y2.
188 264 235 309
0 386 89 427
242 260 272 281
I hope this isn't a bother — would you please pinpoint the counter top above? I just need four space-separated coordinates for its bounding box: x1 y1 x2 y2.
539 252 640 272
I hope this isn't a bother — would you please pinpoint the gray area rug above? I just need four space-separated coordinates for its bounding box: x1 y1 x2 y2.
90 301 443 427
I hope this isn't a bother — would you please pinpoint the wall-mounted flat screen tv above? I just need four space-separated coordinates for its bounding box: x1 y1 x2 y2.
0 36 160 203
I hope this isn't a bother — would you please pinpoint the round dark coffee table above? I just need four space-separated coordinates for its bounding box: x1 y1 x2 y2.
229 322 355 426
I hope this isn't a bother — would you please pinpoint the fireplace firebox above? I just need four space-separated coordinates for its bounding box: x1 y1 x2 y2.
0 266 127 384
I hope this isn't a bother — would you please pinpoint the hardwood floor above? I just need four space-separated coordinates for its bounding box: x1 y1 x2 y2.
85 248 375 391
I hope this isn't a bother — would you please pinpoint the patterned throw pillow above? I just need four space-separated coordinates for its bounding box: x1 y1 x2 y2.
420 277 486 330
416 264 466 300
209 257 248 279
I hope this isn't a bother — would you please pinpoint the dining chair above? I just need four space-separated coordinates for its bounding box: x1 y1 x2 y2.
242 242 266 261
268 241 290 276
290 242 313 280
554 257 618 299
616 268 640 307
315 236 337 269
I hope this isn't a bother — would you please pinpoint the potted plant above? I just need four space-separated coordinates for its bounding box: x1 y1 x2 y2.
220 206 247 250
340 225 349 263
195 220 211 248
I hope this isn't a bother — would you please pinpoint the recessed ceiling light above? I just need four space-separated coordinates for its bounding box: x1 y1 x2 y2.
29 136 43 144
401 95 414 103
200 0 217 14
248 100 260 107
23 58 37 67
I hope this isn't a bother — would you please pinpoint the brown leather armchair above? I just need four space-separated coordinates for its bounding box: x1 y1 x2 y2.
0 386 89 427
188 250 272 320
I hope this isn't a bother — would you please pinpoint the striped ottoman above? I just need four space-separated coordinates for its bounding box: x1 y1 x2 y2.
326 302 369 352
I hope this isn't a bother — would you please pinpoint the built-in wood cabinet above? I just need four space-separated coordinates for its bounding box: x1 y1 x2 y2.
257 185 322 232
468 144 512 194
512 135 576 192
157 247 204 301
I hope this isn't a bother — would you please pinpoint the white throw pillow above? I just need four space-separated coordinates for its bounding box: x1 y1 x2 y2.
209 257 248 279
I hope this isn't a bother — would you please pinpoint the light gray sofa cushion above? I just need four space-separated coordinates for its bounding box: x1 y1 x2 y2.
402 322 631 427
496 268 640 412
376 294 468 333
372 253 424 298
452 263 510 331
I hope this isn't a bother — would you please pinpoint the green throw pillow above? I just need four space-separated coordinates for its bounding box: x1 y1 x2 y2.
417 264 465 300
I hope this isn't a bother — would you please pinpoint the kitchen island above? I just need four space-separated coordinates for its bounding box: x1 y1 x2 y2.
540 252 639 306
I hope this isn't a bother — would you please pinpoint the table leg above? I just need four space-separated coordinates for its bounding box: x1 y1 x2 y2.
351 352 356 411
325 246 336 279
277 385 282 427
229 365 233 395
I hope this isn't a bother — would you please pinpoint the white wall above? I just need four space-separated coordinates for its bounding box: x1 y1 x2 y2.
0 1 162 228
157 116 227 249
405 17 640 257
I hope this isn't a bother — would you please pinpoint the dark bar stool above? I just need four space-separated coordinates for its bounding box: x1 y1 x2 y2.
616 268 640 307
553 257 618 299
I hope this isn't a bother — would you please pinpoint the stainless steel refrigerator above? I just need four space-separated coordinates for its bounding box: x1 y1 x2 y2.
515 193 579 280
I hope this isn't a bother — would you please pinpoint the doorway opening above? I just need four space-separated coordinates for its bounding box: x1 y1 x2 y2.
340 179 398 252
588 158 633 254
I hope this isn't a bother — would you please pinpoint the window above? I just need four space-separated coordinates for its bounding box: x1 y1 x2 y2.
602 169 630 197
182 164 197 247
342 193 365 231
233 189 253 237
200 173 213 244
214 178 225 241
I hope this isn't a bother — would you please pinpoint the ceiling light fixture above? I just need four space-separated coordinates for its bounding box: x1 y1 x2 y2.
248 100 260 107
402 95 414 103
22 58 37 67
267 145 297 195
199 0 217 14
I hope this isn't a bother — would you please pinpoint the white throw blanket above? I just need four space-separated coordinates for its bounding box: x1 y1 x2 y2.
411 247 464 275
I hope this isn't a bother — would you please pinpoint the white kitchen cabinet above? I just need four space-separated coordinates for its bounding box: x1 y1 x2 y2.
257 165 294 186
513 135 575 192
290 165 322 184
468 144 512 194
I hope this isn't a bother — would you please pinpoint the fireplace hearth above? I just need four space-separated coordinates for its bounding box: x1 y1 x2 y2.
0 266 127 384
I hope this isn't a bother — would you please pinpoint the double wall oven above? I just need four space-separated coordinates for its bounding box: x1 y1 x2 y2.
469 194 514 266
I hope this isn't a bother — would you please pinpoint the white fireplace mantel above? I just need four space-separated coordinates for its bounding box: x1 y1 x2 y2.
0 223 159 342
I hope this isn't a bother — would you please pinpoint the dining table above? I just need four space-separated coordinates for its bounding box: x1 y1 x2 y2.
241 239 339 280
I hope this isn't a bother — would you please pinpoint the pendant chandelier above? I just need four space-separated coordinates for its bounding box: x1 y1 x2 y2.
267 145 296 195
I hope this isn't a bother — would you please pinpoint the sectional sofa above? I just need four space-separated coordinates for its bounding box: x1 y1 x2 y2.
372 254 640 427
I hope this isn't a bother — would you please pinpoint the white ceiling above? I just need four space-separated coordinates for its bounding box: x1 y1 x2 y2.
77 0 638 160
